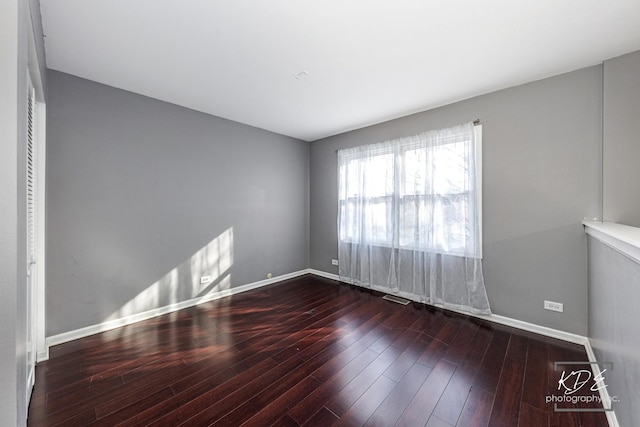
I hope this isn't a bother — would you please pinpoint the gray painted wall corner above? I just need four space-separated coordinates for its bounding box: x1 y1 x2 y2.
603 50 640 227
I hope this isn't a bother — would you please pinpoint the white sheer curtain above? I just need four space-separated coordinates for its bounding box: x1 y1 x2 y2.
337 122 490 315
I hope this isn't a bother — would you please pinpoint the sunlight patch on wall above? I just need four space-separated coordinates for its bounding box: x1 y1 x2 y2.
191 227 233 296
106 227 234 322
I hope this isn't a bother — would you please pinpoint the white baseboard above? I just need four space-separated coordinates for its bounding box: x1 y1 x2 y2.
47 267 588 352
584 339 620 427
482 313 587 345
36 349 49 363
307 269 587 345
44 269 311 354
308 268 339 281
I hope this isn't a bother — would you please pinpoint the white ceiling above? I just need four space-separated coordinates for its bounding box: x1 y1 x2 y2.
40 0 640 141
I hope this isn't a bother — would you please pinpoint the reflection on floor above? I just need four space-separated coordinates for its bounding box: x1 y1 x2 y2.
28 274 608 426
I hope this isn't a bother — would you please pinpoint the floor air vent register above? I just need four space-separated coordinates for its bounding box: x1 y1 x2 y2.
382 294 411 305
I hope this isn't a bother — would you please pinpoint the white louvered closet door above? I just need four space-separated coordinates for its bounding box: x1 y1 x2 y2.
26 76 37 399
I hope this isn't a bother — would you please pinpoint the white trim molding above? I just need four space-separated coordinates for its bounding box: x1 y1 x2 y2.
47 268 590 349
483 313 587 345
308 268 340 281
583 220 640 265
35 101 47 363
45 269 311 353
584 339 620 427
309 269 587 345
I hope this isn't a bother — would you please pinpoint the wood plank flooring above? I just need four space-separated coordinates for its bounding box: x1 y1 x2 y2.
28 275 609 426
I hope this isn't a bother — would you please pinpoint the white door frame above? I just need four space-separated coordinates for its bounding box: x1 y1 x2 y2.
35 100 47 362
26 9 48 368
25 74 36 399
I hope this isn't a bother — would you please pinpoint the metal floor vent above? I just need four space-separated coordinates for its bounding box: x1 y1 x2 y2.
382 295 411 305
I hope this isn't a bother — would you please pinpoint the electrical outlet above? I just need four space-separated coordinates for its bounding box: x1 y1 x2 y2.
331 259 339 266
544 300 564 312
200 275 212 285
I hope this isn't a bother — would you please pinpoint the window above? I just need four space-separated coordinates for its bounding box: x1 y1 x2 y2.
338 123 482 258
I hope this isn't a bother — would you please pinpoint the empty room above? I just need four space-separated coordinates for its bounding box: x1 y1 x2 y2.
3 0 640 426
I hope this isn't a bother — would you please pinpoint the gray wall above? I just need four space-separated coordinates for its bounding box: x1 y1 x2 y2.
310 66 603 335
1 0 46 424
46 71 309 336
603 50 640 227
587 236 640 427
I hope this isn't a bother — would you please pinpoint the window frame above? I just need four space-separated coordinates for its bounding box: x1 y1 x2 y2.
338 125 482 259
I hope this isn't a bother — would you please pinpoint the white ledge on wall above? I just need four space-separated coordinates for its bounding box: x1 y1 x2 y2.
583 220 640 265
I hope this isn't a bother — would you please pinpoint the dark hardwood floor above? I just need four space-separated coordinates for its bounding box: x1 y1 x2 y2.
28 275 608 426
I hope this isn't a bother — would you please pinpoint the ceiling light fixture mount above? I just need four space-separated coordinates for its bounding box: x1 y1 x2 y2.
293 70 309 80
